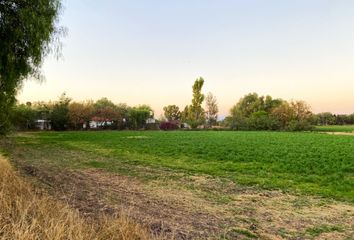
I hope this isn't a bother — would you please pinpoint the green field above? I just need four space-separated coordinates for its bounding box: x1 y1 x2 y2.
4 131 353 202
314 125 354 133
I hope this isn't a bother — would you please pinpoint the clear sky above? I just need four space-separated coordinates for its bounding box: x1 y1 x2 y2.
18 0 354 116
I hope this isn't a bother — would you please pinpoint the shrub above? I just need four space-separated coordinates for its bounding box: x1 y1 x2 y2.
159 121 179 131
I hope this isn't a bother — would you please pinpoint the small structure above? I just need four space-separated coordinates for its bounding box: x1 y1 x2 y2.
89 120 113 129
35 120 51 130
146 118 156 124
180 122 191 129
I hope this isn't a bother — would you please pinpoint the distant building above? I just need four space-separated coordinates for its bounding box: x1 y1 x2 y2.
35 120 51 130
89 120 113 129
146 118 156 124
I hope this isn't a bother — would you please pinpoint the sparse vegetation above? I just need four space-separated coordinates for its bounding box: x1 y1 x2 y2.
0 155 153 240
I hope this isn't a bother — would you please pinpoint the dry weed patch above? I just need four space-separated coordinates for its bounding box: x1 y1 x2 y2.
0 155 155 240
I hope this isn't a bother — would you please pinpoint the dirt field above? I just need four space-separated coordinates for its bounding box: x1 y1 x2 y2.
16 161 354 240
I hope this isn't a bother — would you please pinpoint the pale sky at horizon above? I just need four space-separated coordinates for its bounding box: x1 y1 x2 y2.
18 0 354 116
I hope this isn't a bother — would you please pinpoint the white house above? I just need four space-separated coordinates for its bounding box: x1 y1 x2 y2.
35 120 51 130
146 118 156 124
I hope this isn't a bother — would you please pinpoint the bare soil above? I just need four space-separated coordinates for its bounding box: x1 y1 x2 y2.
17 162 354 240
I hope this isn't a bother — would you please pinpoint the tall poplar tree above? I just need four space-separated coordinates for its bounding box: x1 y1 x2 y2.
184 77 206 128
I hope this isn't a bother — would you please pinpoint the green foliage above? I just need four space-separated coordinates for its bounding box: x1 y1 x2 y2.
50 93 71 131
163 105 181 121
226 228 258 239
183 77 206 128
0 0 62 134
228 93 313 131
248 111 280 130
10 103 37 130
306 225 344 237
93 98 117 122
68 101 94 130
10 131 354 202
32 102 53 120
205 92 218 127
94 97 116 110
128 105 154 130
315 112 354 125
314 125 354 133
9 97 154 131
92 98 129 129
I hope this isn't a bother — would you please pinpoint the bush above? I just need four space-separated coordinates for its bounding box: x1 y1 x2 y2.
10 104 37 130
145 123 159 130
286 120 314 131
159 121 179 131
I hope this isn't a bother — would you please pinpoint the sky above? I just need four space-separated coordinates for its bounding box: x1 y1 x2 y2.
18 0 354 116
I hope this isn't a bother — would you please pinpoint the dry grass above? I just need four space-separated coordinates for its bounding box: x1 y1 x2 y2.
0 155 153 240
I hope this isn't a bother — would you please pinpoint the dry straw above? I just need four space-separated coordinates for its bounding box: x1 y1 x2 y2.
0 156 154 240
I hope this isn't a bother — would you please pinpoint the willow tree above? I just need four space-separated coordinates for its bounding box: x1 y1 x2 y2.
0 0 63 134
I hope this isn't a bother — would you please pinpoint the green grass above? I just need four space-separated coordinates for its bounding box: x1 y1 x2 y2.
305 224 344 237
314 125 354 133
3 131 354 202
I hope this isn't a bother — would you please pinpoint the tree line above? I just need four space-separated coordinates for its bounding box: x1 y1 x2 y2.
314 112 354 125
10 77 218 131
160 77 219 129
11 94 154 131
11 77 353 132
1 2 352 134
223 93 315 131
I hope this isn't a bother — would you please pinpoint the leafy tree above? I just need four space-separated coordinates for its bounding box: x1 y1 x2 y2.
290 101 312 121
349 114 354 124
335 114 349 125
184 77 206 128
229 93 274 130
228 93 313 131
230 93 262 118
248 111 280 130
0 0 63 134
264 95 283 112
271 102 295 129
91 99 129 129
205 92 218 127
314 112 354 125
94 98 116 110
50 93 71 131
10 103 37 130
68 101 94 130
128 105 154 130
271 100 313 131
163 105 181 121
114 103 129 129
93 98 118 127
316 112 335 125
32 101 53 120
